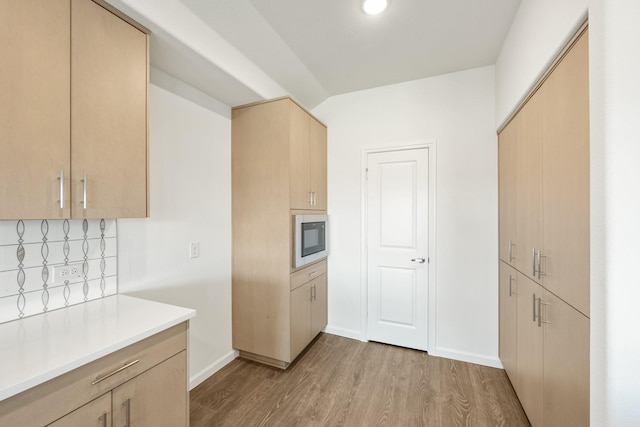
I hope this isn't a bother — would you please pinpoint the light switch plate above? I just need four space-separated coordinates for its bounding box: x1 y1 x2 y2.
190 242 200 259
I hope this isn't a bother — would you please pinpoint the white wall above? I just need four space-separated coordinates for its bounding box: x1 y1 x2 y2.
313 66 500 367
117 83 234 389
495 0 587 126
496 0 640 423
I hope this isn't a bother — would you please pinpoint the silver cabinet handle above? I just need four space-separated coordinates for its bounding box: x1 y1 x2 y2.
81 172 88 210
537 249 543 279
532 248 537 277
508 240 513 262
91 359 140 385
58 170 65 209
99 411 107 427
539 299 550 327
508 275 513 297
411 257 426 264
309 191 313 206
309 270 318 277
532 293 537 322
123 397 131 427
312 284 316 300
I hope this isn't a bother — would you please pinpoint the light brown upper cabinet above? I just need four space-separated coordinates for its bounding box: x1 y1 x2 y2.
71 0 148 219
0 0 71 219
540 32 590 317
289 103 327 210
0 0 148 220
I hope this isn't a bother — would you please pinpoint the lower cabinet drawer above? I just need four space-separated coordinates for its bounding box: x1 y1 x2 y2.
0 323 187 427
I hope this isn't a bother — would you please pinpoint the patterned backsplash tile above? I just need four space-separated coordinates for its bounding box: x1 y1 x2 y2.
0 219 117 324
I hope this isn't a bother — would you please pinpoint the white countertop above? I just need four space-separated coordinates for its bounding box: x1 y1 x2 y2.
0 295 196 401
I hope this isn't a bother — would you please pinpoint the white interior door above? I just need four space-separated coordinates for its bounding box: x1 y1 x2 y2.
367 148 429 350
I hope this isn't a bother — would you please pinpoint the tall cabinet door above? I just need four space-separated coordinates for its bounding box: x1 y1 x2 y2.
309 118 327 210
515 90 543 282
541 30 590 317
71 0 148 218
516 272 544 427
289 101 312 209
498 115 519 264
499 261 518 386
542 290 590 427
0 0 71 219
290 283 312 360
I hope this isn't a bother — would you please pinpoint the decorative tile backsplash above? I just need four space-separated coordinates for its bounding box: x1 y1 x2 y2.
0 219 117 324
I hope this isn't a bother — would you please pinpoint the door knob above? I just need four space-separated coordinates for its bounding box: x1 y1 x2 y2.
411 257 426 264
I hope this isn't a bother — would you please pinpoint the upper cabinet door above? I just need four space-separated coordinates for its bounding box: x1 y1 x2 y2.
289 101 312 209
309 118 327 211
498 115 519 265
71 0 148 218
0 0 71 220
515 89 543 282
541 30 590 317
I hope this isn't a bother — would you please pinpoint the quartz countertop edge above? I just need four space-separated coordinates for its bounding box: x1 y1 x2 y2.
0 294 196 402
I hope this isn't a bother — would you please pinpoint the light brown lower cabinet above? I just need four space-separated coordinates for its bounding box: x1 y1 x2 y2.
499 261 518 386
506 271 590 427
0 323 189 427
290 269 328 361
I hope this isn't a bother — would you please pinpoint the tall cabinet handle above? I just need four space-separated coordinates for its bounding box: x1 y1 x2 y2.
508 240 513 262
532 293 537 322
58 170 65 209
531 248 537 277
508 275 513 297
123 397 131 427
537 249 543 279
99 411 107 427
81 172 88 210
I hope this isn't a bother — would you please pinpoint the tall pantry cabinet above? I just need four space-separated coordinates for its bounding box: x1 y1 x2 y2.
232 97 328 368
498 26 589 426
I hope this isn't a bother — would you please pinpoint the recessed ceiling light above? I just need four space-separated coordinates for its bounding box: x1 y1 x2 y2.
362 0 389 15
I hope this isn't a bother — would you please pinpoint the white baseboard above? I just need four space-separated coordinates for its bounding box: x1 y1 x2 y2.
189 349 239 390
433 346 503 369
323 325 366 342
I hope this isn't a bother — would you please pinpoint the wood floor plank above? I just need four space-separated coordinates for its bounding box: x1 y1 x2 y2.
190 334 530 427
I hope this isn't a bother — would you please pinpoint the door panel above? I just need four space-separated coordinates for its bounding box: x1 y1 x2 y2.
499 261 518 386
0 0 70 219
516 91 543 281
71 0 147 218
498 115 518 264
310 274 327 338
367 148 429 350
290 283 311 360
542 290 589 427
541 30 590 317
516 273 543 427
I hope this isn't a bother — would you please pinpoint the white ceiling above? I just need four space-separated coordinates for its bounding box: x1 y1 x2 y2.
108 0 521 109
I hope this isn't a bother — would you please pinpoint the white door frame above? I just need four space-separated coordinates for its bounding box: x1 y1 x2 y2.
360 141 437 353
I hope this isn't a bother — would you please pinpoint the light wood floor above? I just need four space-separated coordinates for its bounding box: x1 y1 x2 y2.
190 333 530 426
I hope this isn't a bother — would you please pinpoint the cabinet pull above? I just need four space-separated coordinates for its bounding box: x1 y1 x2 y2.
91 359 140 385
531 247 537 277
99 411 107 427
538 298 550 327
123 397 131 427
81 172 88 210
508 275 513 297
508 240 513 262
536 249 544 279
309 270 318 277
532 293 537 322
312 284 316 301
58 170 65 209
312 191 316 206
309 191 313 206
